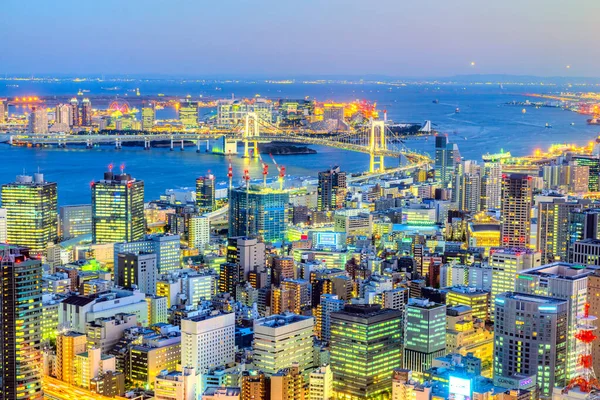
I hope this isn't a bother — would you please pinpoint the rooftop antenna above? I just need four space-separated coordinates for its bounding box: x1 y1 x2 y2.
108 163 114 172
120 163 125 173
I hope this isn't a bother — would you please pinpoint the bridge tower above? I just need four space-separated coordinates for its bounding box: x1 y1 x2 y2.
243 112 260 158
369 120 386 173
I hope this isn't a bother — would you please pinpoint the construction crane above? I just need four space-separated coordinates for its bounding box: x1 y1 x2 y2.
243 167 251 237
257 153 269 187
269 153 285 191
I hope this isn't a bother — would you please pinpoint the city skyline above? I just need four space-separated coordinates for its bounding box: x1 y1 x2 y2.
1 0 598 77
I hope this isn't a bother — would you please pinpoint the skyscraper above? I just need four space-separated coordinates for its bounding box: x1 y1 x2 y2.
92 169 145 244
0 245 43 400
28 106 48 133
116 252 158 295
434 135 461 187
315 294 345 342
330 305 402 398
493 292 567 398
70 97 80 126
59 204 92 239
0 98 6 123
141 103 155 131
515 262 593 380
317 166 347 211
572 155 600 192
500 174 533 247
403 299 447 381
55 103 72 127
56 331 87 385
489 247 541 319
179 101 198 128
196 173 216 213
1 173 58 254
480 161 502 210
0 208 6 243
229 185 289 242
81 98 92 126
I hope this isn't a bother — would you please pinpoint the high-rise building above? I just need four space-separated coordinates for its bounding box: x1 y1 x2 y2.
28 106 48 133
403 299 447 381
317 166 347 211
189 215 210 250
55 103 72 127
537 198 591 263
114 234 180 275
181 312 235 375
309 364 333 400
253 314 314 376
0 245 43 400
226 236 266 280
59 204 92 239
489 247 541 319
0 98 6 123
0 208 6 243
70 97 80 126
272 256 295 286
270 363 306 399
154 368 198 400
116 252 157 295
315 294 345 342
480 161 502 210
241 370 268 400
572 155 600 192
81 98 92 126
1 173 58 254
493 292 568 398
196 173 216 213
56 331 87 385
567 209 600 262
179 101 198 128
434 135 461 187
500 174 533 247
141 103 156 131
457 172 481 214
330 304 403 398
229 185 289 242
514 262 592 380
446 286 489 321
92 169 145 244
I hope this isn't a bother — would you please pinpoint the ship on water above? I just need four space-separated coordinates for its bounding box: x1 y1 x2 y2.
588 117 600 125
482 150 512 162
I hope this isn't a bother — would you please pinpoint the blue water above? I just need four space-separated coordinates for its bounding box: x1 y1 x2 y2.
1 81 598 205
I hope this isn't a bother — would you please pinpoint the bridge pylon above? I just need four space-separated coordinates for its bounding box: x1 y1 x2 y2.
243 112 260 158
369 120 386 173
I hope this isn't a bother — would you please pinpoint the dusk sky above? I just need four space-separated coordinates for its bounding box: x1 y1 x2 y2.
1 0 597 77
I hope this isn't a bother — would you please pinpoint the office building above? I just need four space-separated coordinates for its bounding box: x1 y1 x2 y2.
181 312 235 375
315 294 345 342
141 103 156 131
81 98 92 126
457 172 481 214
253 314 314 376
202 387 241 400
493 292 567 398
515 262 593 380
317 166 347 211
116 252 158 295
489 247 541 319
537 198 591 263
330 304 403 398
403 299 447 381
0 245 43 400
28 106 48 133
129 332 181 389
86 313 138 353
309 364 333 400
446 286 489 321
226 236 266 280
229 185 289 242
434 135 461 187
572 238 600 266
0 207 7 243
92 169 145 244
60 204 92 239
56 331 87 385
501 174 533 247
481 161 502 210
114 234 181 275
196 173 216 213
272 255 295 285
73 347 117 390
1 173 58 253
154 367 198 400
0 98 5 123
179 101 198 128
572 155 600 192
146 294 168 325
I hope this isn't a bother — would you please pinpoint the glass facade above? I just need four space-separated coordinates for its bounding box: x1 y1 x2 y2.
92 173 145 244
196 174 216 214
229 186 289 242
1 176 58 254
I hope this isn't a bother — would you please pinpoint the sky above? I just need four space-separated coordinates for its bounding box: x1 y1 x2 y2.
1 0 598 78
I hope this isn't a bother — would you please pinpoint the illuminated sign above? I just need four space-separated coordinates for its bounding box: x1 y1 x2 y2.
449 376 472 400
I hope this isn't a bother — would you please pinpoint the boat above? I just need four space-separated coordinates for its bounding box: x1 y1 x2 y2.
522 109 526 114
571 122 575 126
432 99 439 104
482 150 512 162
588 118 600 125
545 123 552 128
455 108 460 113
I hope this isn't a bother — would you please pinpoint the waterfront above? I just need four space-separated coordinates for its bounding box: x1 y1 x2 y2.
2 82 599 204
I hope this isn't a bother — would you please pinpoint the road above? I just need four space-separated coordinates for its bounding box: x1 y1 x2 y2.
43 376 117 400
